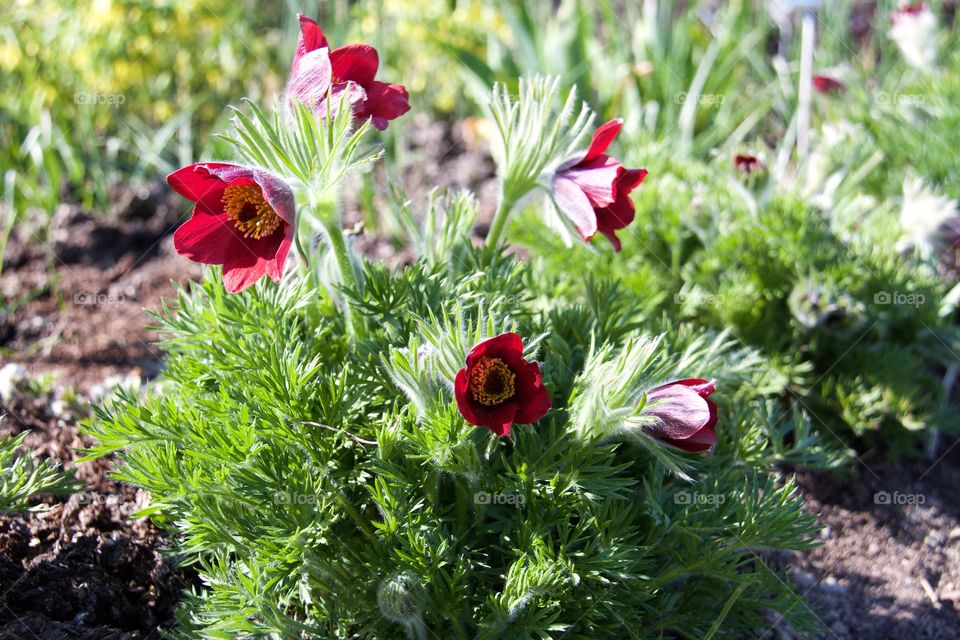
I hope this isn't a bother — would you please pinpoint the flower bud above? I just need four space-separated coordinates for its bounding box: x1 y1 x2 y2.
376 572 425 625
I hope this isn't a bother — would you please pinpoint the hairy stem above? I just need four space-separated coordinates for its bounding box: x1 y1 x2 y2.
314 198 365 339
484 188 518 249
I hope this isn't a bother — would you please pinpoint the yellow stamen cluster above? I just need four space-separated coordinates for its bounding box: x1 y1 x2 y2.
469 357 516 406
222 183 282 239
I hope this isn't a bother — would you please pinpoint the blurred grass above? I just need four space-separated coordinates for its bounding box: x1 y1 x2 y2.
1 0 958 256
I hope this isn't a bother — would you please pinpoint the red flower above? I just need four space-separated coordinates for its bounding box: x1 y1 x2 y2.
553 119 648 252
168 163 295 293
642 379 717 453
733 154 763 176
812 74 845 94
454 333 551 437
894 2 927 19
289 15 410 130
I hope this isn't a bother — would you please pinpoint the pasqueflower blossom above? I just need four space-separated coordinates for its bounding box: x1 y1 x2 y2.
641 379 717 452
552 118 648 252
733 154 763 176
288 14 410 130
889 3 938 71
454 333 551 437
812 74 845 94
168 163 295 293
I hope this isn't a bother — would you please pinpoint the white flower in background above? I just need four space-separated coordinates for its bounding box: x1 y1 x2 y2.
804 121 859 209
889 3 938 72
898 176 960 259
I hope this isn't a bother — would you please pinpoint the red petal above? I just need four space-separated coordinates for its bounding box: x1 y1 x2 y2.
562 156 621 208
265 232 293 283
454 367 478 421
218 229 286 292
466 332 524 368
644 383 713 441
167 163 238 203
222 258 270 293
581 118 623 164
362 81 410 129
487 405 518 437
812 74 844 93
667 378 716 398
296 14 328 60
597 229 623 252
596 193 636 232
618 168 648 193
553 176 598 241
287 48 333 109
670 425 716 452
248 169 297 226
330 44 379 85
173 201 251 266
513 361 552 424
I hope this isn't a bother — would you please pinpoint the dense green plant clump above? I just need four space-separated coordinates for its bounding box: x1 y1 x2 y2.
90 234 830 637
84 55 834 633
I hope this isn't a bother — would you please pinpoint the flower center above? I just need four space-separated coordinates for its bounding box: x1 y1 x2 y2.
222 183 282 239
469 357 516 406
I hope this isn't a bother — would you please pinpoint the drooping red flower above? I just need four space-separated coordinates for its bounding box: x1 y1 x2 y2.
288 15 410 130
454 333 551 437
553 118 648 252
812 74 845 94
168 163 295 293
641 379 717 453
734 154 763 176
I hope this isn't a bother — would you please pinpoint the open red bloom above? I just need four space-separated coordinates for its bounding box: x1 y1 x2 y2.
734 154 763 176
553 119 648 252
168 163 295 293
812 74 845 94
642 379 717 453
289 15 410 130
454 333 551 437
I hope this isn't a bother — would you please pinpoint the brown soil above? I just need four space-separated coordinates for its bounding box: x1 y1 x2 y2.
765 451 960 640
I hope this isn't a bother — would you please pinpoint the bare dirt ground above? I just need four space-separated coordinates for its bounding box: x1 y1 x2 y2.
0 184 200 638
765 455 960 640
1 121 958 638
